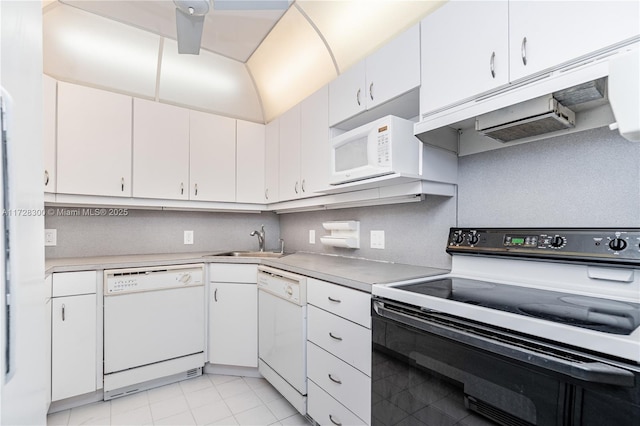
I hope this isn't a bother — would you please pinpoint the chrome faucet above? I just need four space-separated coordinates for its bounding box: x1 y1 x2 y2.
250 225 266 252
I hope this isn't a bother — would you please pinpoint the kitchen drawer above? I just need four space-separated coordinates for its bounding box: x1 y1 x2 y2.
308 380 368 426
209 264 257 283
307 342 371 422
307 278 371 328
52 271 97 297
308 305 371 375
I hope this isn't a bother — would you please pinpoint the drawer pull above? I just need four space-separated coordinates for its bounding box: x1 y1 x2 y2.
327 296 341 303
214 288 218 302
328 373 342 384
61 304 66 321
329 332 343 341
329 414 342 426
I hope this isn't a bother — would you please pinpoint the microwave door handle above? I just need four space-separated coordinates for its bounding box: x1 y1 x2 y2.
368 127 379 166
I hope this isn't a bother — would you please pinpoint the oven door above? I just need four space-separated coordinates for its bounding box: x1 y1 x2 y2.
372 298 640 426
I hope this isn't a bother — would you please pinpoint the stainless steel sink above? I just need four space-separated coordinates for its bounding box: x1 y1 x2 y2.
207 251 286 258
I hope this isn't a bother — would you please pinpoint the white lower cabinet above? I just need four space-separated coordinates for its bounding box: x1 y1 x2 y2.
51 271 98 402
307 279 371 425
208 264 258 367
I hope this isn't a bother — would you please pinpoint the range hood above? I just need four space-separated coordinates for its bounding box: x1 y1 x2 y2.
475 94 576 143
414 44 640 152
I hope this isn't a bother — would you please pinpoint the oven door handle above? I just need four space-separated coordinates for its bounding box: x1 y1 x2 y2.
373 301 636 387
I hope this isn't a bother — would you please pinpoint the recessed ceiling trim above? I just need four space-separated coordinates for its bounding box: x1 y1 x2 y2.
155 37 165 101
293 2 339 75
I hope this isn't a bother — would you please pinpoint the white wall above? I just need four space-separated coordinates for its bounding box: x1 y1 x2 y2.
1 1 48 424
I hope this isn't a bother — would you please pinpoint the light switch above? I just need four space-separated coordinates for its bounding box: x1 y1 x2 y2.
184 230 194 245
371 230 385 249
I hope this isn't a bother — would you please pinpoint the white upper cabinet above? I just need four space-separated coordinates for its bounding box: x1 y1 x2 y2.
278 104 302 201
329 61 366 127
420 1 509 114
237 120 266 204
57 82 132 197
133 99 190 200
509 1 640 82
329 24 420 126
278 85 330 202
300 85 330 195
420 0 640 117
264 119 280 203
43 75 57 194
189 111 236 202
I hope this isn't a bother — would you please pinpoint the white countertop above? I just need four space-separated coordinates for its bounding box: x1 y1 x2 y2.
46 251 450 293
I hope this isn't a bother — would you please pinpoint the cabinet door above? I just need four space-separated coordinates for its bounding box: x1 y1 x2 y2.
236 120 266 203
278 104 302 201
420 2 509 115
190 110 236 202
57 82 132 197
43 75 56 193
366 23 421 109
209 283 257 367
300 85 329 196
509 1 640 82
133 98 189 200
51 294 97 401
264 119 280 203
328 60 366 126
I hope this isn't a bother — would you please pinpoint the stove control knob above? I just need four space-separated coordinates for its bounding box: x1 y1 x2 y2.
452 230 464 244
468 231 479 245
550 236 566 248
609 238 627 251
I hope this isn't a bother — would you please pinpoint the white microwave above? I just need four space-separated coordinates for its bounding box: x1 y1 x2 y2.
330 115 420 185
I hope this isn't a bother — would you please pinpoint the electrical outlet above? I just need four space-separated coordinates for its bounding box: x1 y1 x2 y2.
309 229 316 244
184 230 194 245
44 229 57 246
371 230 385 249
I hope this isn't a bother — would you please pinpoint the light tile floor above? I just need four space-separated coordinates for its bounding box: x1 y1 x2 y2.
47 374 311 426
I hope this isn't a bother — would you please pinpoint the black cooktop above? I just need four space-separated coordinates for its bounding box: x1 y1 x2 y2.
398 278 640 335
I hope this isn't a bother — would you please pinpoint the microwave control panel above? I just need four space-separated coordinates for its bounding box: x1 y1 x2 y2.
377 125 390 166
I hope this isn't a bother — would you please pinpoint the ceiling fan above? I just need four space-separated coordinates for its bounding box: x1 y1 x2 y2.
173 0 291 55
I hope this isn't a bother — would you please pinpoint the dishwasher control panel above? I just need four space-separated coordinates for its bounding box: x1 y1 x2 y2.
104 264 204 295
257 265 306 305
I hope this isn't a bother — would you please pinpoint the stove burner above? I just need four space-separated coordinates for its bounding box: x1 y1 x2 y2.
561 296 636 311
395 278 640 335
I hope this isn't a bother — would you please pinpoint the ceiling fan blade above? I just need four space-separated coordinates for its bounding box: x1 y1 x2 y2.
176 7 205 54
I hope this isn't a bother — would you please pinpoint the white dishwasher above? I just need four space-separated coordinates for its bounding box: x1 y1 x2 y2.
103 264 205 399
257 265 307 415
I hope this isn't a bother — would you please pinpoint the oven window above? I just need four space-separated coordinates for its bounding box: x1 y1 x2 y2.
372 314 565 426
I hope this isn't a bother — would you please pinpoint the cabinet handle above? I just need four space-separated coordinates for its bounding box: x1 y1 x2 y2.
61 304 65 321
490 51 496 79
329 415 342 426
194 183 198 196
265 188 269 200
294 181 299 194
180 182 184 195
329 332 343 341
356 88 361 106
521 36 528 66
214 288 218 302
327 296 341 303
301 179 306 193
328 373 342 384
44 170 50 186
121 177 125 192
369 82 374 101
